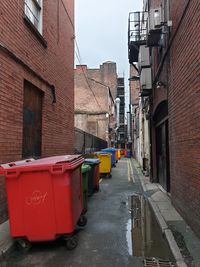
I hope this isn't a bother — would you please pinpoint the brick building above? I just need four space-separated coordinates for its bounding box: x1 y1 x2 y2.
0 0 74 223
116 77 126 148
128 0 200 237
74 62 117 145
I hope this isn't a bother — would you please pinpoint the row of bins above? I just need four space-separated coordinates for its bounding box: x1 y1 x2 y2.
0 155 88 251
93 148 121 178
81 158 100 213
0 148 123 252
120 149 132 158
81 148 121 208
94 152 112 178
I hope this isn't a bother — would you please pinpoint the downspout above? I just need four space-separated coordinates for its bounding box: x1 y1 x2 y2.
115 98 121 128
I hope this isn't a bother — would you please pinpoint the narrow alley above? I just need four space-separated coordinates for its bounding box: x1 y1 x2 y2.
1 0 200 266
1 158 174 267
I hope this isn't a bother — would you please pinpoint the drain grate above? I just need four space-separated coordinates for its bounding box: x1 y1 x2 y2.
144 258 174 267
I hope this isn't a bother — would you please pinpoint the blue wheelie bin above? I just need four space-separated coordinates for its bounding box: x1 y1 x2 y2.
127 149 132 158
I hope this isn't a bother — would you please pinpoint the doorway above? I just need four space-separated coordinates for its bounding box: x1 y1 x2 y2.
156 120 170 192
22 81 43 158
153 101 170 192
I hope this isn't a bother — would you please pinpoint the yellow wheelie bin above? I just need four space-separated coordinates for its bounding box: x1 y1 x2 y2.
94 152 112 178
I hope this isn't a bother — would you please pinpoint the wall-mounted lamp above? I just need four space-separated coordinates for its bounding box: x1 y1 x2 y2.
128 75 140 81
156 81 166 89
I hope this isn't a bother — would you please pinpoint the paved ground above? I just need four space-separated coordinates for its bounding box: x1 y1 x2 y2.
0 158 173 267
132 159 200 267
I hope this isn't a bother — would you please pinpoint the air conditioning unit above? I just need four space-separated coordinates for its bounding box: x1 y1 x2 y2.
147 8 163 46
138 45 150 70
140 68 152 90
148 8 162 32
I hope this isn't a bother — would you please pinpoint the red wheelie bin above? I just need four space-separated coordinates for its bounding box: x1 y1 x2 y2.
0 155 85 251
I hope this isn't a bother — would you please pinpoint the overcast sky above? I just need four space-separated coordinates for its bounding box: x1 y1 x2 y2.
75 0 142 76
75 0 142 115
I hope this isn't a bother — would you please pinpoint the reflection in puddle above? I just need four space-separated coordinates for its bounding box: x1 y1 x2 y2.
126 194 174 261
126 219 132 255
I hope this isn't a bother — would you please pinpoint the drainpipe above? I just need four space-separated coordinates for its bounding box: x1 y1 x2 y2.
115 98 121 128
115 98 121 144
127 111 131 143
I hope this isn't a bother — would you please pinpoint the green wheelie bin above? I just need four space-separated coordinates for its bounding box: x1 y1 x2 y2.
81 164 91 213
84 158 101 195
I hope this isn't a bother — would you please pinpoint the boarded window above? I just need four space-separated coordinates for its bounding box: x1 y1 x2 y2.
22 81 43 159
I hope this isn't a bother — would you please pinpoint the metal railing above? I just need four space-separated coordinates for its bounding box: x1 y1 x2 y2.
128 11 148 45
75 128 107 154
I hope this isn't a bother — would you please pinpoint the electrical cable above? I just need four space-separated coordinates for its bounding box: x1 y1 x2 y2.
60 0 74 29
75 42 105 112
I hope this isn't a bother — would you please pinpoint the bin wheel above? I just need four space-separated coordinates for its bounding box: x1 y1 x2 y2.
77 215 87 227
95 185 100 191
106 173 112 179
65 236 78 250
16 239 31 252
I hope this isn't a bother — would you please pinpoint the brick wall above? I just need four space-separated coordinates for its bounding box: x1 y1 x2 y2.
100 62 118 99
0 0 74 223
129 65 140 105
74 63 117 142
150 0 200 236
168 0 200 236
75 65 110 113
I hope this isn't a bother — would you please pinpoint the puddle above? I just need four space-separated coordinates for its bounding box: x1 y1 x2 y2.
126 194 174 261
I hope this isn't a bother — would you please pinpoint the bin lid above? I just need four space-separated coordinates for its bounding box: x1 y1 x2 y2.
84 158 100 165
102 148 116 152
0 155 84 175
94 152 112 157
81 164 91 173
0 158 35 168
95 151 108 154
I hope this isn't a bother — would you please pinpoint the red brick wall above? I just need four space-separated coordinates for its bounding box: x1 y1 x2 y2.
129 65 140 105
75 65 110 113
168 0 200 236
150 0 200 236
100 62 118 99
0 0 74 223
74 64 115 142
79 62 117 100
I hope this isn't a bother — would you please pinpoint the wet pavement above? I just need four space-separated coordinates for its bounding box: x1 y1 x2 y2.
0 158 174 267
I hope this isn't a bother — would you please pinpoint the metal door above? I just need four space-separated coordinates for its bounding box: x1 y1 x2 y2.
22 81 43 158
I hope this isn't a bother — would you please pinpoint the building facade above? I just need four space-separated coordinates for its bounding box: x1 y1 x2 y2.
74 62 117 145
0 0 74 223
129 56 151 175
128 0 200 236
116 77 126 149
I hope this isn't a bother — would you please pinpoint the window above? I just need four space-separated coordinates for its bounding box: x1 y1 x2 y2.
24 0 42 34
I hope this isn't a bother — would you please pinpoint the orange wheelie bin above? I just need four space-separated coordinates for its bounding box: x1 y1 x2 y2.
124 149 128 157
117 149 121 160
0 155 85 251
